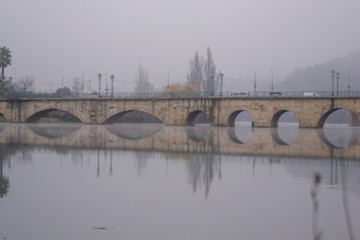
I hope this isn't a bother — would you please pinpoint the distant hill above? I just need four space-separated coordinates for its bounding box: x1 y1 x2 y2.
277 51 360 92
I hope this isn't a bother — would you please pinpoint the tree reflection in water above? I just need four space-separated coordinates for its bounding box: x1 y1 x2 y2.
186 154 222 198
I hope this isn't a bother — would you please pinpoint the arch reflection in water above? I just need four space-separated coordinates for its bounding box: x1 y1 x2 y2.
320 126 360 149
104 110 163 124
105 123 163 140
272 124 299 145
185 111 210 126
271 111 299 145
227 125 253 144
26 123 82 139
185 125 210 142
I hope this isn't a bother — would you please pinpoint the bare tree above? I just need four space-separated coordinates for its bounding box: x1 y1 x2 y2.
134 65 154 93
72 77 82 97
187 51 204 91
203 47 218 96
187 47 220 96
17 75 35 92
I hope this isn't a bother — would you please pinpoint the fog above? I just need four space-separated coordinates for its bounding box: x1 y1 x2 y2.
1 0 359 93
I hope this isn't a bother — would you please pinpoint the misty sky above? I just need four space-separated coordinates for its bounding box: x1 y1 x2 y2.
1 0 359 93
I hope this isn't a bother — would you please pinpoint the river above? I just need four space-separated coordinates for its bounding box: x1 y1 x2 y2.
0 123 359 240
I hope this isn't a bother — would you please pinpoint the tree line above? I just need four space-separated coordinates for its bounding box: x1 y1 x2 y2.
134 46 223 96
1 45 222 98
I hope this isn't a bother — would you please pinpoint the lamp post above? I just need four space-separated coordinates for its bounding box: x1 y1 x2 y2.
98 73 102 97
269 70 273 92
348 67 352 96
219 72 224 96
167 68 171 98
188 77 190 97
103 72 108 97
254 68 258 96
110 74 114 98
210 72 215 96
331 70 335 96
336 72 340 96
82 70 87 96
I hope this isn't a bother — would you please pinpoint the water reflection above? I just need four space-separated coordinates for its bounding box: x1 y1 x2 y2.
0 146 9 198
271 124 299 145
185 125 210 142
1 123 360 240
105 123 163 140
26 123 82 138
228 124 253 143
320 125 359 149
0 123 359 159
187 154 222 198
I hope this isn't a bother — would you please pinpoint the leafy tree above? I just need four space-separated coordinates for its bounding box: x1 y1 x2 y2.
134 65 154 93
0 76 10 98
159 82 199 97
54 87 72 97
0 46 12 79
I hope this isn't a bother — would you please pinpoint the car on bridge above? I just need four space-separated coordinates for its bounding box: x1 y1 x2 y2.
230 91 250 97
303 92 320 97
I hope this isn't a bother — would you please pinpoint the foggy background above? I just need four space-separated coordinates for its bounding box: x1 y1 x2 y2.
1 0 359 93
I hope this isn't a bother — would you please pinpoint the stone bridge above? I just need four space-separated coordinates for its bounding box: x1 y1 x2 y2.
0 97 359 127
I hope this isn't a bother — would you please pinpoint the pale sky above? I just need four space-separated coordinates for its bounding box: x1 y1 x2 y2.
1 0 359 93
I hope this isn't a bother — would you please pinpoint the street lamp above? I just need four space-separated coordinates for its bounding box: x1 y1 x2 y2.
103 72 108 97
210 72 215 96
269 70 273 92
98 73 102 97
336 72 340 96
82 70 87 96
110 74 114 98
219 72 224 96
167 68 171 98
331 70 335 96
254 68 259 96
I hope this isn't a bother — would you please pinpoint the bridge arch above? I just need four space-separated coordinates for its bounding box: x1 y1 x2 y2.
25 108 84 123
103 110 163 124
185 110 210 126
228 110 253 127
0 112 7 123
271 110 299 128
318 108 359 128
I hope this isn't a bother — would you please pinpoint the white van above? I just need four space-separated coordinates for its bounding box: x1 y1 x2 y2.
230 91 250 97
303 92 320 97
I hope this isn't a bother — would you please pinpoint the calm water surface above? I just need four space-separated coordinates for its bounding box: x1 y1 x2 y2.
0 123 359 240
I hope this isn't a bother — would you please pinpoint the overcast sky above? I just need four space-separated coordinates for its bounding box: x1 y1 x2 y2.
1 0 359 93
